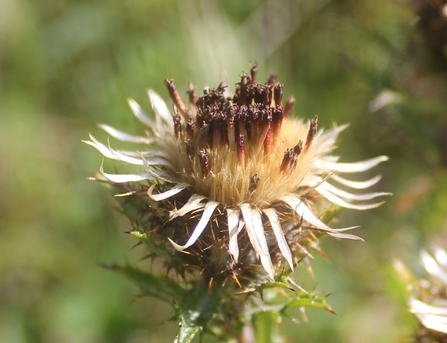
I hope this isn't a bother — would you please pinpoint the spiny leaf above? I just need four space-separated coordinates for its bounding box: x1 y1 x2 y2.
105 264 185 304
281 292 335 315
320 205 344 225
128 230 172 261
173 283 223 343
236 274 297 296
175 322 200 343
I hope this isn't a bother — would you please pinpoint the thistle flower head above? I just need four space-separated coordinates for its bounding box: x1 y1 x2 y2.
85 64 389 284
397 246 447 340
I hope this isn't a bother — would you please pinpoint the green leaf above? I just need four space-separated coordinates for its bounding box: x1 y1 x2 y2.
128 230 172 261
105 264 185 304
236 274 300 299
174 283 223 343
281 292 335 315
320 205 344 225
175 322 200 343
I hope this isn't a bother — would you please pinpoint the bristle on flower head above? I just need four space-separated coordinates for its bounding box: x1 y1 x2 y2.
85 64 390 283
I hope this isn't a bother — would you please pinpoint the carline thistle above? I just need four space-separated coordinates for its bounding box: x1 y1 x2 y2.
85 64 389 286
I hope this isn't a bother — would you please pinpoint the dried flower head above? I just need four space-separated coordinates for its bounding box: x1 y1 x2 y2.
85 64 388 284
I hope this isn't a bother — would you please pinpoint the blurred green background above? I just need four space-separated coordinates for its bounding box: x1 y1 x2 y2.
2 0 447 341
